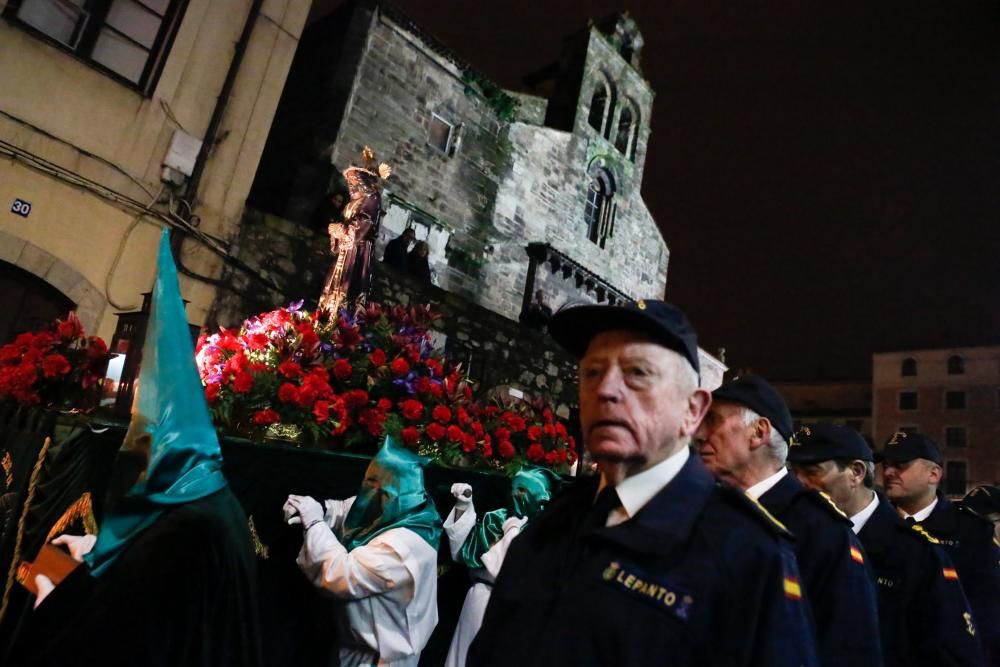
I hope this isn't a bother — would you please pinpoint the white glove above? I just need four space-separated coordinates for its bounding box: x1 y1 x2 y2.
451 483 473 506
51 534 97 562
502 516 527 536
33 575 54 609
284 495 324 529
324 499 351 527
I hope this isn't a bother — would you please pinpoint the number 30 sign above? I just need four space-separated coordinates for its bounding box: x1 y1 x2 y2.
10 199 31 217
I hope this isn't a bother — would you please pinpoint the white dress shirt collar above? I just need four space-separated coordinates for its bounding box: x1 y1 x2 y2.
850 491 880 534
598 446 690 526
745 466 788 500
900 496 938 522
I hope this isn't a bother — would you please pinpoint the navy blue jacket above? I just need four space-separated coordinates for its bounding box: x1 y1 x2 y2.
917 494 1000 664
858 495 983 667
758 473 883 667
468 455 819 667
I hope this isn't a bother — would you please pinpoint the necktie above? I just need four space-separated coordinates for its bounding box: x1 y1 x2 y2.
904 516 917 527
585 485 622 532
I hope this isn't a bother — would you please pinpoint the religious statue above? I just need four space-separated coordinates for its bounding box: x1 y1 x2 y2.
318 146 392 314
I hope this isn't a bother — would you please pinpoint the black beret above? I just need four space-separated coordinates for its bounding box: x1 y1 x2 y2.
711 375 793 441
548 299 700 374
875 431 942 465
962 485 1000 523
787 423 873 463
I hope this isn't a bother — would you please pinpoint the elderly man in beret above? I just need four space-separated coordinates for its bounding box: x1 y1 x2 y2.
878 432 1000 664
468 300 818 667
695 375 882 667
789 423 983 667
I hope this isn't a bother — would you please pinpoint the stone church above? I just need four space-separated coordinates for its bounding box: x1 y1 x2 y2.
250 0 665 319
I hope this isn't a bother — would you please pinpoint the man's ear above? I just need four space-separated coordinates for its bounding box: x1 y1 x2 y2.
683 389 711 436
849 460 868 486
926 461 943 485
747 418 772 451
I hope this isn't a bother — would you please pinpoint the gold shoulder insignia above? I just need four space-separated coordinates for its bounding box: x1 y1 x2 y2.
745 492 790 533
910 523 941 544
817 490 848 519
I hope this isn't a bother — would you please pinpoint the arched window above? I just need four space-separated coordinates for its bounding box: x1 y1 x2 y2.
588 84 609 135
947 355 964 375
584 169 616 248
901 358 917 376
615 106 633 154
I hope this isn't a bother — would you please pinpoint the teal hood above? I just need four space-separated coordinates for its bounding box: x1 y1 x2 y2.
86 229 227 576
338 436 442 551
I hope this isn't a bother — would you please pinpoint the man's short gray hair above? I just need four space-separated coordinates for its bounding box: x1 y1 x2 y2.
742 407 788 465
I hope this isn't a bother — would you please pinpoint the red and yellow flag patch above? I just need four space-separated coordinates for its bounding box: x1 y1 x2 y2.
850 546 865 564
784 577 802 600
942 568 959 581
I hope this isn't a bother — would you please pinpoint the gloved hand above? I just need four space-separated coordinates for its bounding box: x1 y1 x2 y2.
284 494 324 530
451 483 473 506
502 516 527 536
33 575 54 609
51 534 97 562
324 499 351 527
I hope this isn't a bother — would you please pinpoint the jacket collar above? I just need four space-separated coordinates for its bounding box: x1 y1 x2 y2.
589 453 716 557
756 470 805 516
919 491 957 535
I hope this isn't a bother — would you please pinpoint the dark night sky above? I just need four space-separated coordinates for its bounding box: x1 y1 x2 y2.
313 1 1000 379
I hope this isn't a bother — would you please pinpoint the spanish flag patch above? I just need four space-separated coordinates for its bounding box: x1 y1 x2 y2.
784 577 802 600
850 546 865 564
943 568 959 581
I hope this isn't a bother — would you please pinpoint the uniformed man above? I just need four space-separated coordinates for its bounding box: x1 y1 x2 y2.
879 432 1000 663
696 375 882 667
788 423 983 667
468 300 818 667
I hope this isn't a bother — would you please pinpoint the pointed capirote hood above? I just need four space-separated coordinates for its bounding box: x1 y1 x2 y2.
86 228 226 576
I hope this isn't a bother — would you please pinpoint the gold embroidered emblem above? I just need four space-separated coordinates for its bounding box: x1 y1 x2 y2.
964 612 976 636
887 431 907 446
910 524 941 544
248 515 269 560
603 561 620 581
636 300 646 310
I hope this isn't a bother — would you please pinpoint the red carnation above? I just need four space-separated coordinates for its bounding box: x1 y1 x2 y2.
41 354 71 378
205 383 221 403
461 433 477 453
252 408 280 425
390 357 410 377
368 348 386 367
344 389 370 408
313 400 330 423
300 328 320 350
543 409 554 424
526 443 545 462
56 317 81 341
447 424 464 443
544 423 557 438
401 426 420 446
495 427 511 442
246 332 270 351
278 382 299 404
555 422 568 439
378 398 393 412
432 405 452 424
278 360 303 379
426 422 446 441
333 358 353 380
426 358 443 377
456 407 471 426
527 425 543 441
545 450 560 465
481 441 493 458
400 399 424 420
498 440 516 459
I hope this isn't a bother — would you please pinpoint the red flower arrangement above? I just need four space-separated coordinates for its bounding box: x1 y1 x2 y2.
0 312 110 408
196 301 576 473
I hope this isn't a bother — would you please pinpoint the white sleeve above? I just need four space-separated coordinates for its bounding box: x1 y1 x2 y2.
296 527 415 600
443 503 477 561
324 496 356 534
479 517 526 581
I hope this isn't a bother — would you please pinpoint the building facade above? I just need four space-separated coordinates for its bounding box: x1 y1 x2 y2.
0 0 308 344
248 1 667 322
873 345 1000 494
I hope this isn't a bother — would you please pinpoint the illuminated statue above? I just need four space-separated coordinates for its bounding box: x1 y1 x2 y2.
318 146 392 314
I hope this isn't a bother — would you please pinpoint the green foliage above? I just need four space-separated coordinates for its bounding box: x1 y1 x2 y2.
462 70 520 123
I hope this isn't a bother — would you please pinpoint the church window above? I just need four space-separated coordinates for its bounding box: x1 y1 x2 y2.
428 114 454 154
615 103 639 161
588 84 610 135
584 169 616 248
